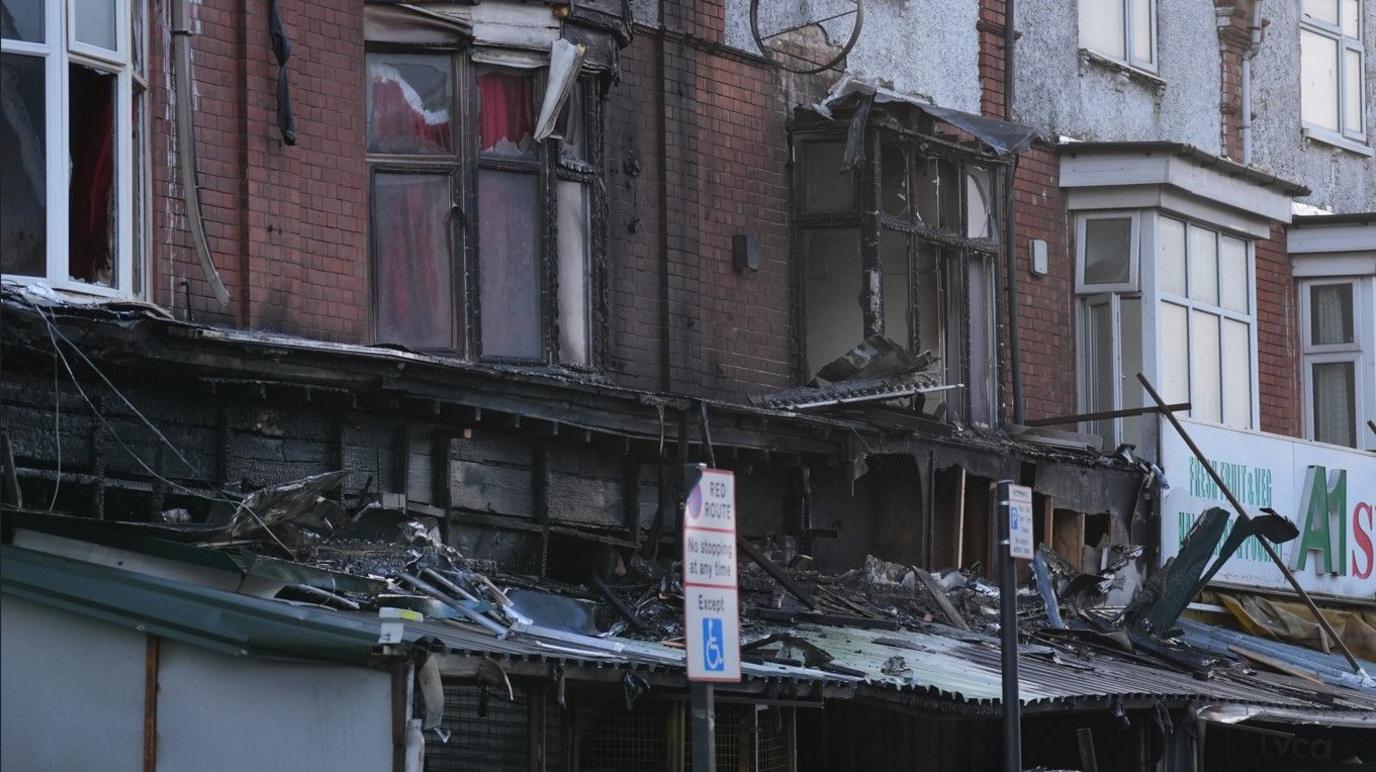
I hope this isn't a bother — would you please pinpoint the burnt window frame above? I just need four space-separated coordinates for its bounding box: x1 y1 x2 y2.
364 39 608 371
792 118 1007 424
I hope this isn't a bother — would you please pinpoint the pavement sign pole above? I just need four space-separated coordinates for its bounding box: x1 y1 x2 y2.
682 464 740 772
999 479 1033 772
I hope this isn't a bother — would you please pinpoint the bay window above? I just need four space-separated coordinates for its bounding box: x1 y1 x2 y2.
1300 278 1372 447
1 0 146 294
1301 0 1366 148
798 132 1001 424
1075 212 1257 448
366 38 600 367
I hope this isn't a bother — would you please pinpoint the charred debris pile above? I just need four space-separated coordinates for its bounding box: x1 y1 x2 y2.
8 468 1296 687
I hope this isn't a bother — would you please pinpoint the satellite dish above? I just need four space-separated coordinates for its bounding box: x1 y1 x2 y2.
749 0 865 75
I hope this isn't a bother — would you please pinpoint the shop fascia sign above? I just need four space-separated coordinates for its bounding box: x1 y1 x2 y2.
1158 418 1376 598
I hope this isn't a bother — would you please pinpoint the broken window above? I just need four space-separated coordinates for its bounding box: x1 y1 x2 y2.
1074 212 1255 449
1 0 145 294
364 22 604 367
796 130 1003 424
1300 278 1371 448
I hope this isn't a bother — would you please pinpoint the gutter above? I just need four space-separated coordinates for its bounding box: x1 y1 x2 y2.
1003 0 1024 424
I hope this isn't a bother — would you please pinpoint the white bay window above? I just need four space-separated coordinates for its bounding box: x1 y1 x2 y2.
1300 278 1373 448
1 0 146 295
1075 211 1257 449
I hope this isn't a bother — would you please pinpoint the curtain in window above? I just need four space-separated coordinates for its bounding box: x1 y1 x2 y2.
68 64 116 286
1313 362 1355 447
477 69 534 157
374 173 453 349
368 62 452 154
1311 284 1353 344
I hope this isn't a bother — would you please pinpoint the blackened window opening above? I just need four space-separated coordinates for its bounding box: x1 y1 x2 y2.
795 124 1003 424
68 63 117 287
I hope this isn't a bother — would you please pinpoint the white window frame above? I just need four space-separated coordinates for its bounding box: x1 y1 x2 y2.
1154 217 1259 431
1299 277 1373 448
1 0 140 297
1075 210 1141 294
1078 0 1157 73
1300 0 1367 148
1074 211 1260 448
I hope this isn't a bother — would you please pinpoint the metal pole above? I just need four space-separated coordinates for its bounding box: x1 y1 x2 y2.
690 682 716 772
1136 372 1368 676
996 479 1022 772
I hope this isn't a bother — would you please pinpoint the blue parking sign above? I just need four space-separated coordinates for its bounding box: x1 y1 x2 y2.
702 617 725 672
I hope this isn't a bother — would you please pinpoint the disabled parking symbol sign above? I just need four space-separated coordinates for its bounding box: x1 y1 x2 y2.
683 465 741 682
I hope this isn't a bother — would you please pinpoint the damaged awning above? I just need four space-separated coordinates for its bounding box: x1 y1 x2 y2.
814 74 1040 157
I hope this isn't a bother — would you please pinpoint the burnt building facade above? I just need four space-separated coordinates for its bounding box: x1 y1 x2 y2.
2 0 1374 770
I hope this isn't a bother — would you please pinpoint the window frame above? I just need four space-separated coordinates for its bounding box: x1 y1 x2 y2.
363 40 605 369
792 123 1005 425
2 0 141 297
1073 212 1259 447
1300 0 1367 147
1074 211 1141 294
1299 277 1371 448
1078 0 1157 74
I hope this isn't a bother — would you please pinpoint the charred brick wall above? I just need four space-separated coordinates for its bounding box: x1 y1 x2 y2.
606 7 795 401
147 0 368 339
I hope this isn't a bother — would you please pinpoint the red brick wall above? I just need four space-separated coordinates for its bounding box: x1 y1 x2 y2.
1256 224 1302 437
148 0 366 339
606 8 795 400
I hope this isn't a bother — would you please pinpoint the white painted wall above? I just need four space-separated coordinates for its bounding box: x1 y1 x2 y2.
1 596 146 772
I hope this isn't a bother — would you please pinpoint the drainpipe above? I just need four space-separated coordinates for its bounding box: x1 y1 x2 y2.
1241 2 1263 165
1004 0 1025 425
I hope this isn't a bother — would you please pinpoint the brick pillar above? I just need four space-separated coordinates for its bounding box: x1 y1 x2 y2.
978 0 1008 119
1215 0 1258 161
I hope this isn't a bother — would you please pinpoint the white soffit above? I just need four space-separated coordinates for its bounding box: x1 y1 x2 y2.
1289 216 1376 277
1059 152 1295 232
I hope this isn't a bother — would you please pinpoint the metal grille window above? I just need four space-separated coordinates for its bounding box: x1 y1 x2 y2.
365 19 603 367
575 695 671 771
795 127 1003 425
1301 0 1366 148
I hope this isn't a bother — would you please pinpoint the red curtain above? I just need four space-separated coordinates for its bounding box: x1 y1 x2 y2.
369 71 452 154
477 70 534 155
68 65 115 285
374 174 453 349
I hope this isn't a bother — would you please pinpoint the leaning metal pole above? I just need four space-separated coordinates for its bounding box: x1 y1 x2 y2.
1137 372 1367 677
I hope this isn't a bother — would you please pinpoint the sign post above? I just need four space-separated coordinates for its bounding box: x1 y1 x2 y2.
998 480 1030 772
683 464 740 772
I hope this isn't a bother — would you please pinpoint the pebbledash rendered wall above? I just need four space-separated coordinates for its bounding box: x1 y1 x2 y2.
1250 0 1376 213
1013 0 1224 152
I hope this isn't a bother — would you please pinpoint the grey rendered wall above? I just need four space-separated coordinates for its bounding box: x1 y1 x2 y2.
1250 1 1376 212
722 0 984 113
1014 0 1223 152
155 640 393 772
0 596 146 772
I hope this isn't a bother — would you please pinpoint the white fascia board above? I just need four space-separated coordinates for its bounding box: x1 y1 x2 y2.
1060 152 1294 228
1290 252 1376 277
1064 186 1273 239
1288 221 1376 254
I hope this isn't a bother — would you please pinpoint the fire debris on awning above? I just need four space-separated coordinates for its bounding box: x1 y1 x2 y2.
4 475 1373 727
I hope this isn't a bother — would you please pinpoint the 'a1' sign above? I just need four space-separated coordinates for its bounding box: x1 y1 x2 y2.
682 465 741 682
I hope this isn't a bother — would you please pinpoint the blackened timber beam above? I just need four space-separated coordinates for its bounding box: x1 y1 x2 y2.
737 536 818 610
590 575 651 633
1022 402 1191 428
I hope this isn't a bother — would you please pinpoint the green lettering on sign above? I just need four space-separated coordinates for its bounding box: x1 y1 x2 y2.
1289 466 1347 576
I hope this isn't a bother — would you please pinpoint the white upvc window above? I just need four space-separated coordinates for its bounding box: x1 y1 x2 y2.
1300 278 1373 448
1079 0 1156 72
1 0 146 296
1300 0 1367 147
1075 212 1258 449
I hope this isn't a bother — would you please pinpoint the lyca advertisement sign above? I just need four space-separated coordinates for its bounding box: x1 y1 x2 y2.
1158 417 1376 599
